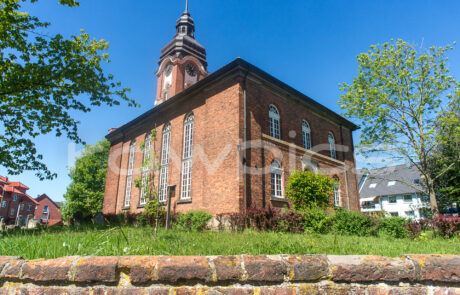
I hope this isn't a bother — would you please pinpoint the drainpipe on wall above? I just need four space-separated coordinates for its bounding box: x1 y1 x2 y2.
15 201 21 226
242 70 249 214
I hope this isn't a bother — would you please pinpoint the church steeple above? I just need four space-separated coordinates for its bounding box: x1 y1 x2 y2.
155 1 208 106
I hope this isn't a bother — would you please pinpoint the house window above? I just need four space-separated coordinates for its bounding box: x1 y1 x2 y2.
271 159 283 198
181 114 194 199
140 134 152 206
124 141 136 208
1 201 6 208
10 209 15 216
333 177 341 206
269 105 280 139
19 204 24 211
328 132 336 159
405 211 415 217
389 196 397 203
390 212 399 217
159 124 171 202
302 120 311 150
13 194 18 202
42 205 49 220
27 205 33 211
403 195 412 202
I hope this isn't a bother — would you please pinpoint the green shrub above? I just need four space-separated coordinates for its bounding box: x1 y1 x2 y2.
378 217 409 239
136 212 147 227
301 207 334 234
174 210 212 231
332 208 378 236
286 170 334 210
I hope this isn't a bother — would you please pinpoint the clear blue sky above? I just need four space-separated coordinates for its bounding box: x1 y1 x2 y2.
2 0 459 202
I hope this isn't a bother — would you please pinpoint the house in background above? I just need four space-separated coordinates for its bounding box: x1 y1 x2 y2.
358 164 429 220
34 194 62 226
0 176 39 226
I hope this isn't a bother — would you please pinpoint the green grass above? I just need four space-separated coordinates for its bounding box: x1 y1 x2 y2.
0 226 458 259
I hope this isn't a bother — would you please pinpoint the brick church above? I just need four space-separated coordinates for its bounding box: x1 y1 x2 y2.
102 4 360 216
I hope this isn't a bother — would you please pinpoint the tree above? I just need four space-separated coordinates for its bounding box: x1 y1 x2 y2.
0 0 136 180
428 96 460 212
339 39 459 213
286 170 334 211
61 139 110 221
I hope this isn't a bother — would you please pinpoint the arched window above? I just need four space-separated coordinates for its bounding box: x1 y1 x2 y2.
124 141 136 208
140 134 152 205
328 132 336 159
269 105 280 139
159 124 171 202
181 113 194 199
333 177 340 206
302 120 311 150
271 159 283 198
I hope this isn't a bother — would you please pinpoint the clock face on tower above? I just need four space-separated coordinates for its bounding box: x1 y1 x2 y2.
185 63 197 77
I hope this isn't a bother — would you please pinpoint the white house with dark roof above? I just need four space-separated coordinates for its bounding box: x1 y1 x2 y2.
357 164 429 220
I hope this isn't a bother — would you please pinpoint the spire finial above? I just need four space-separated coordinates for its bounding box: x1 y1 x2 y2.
185 0 188 13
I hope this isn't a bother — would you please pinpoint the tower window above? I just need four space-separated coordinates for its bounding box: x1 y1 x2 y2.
140 134 152 206
269 105 280 139
159 124 171 202
302 120 311 150
271 159 283 198
328 132 336 159
333 177 340 206
181 113 194 199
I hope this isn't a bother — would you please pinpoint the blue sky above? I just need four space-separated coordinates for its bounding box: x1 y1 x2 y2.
2 0 459 202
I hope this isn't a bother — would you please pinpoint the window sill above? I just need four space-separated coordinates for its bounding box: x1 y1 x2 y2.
137 204 145 209
270 196 288 202
121 206 130 211
176 199 192 204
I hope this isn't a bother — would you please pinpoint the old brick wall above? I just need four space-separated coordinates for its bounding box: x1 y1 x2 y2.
244 77 360 211
0 255 458 294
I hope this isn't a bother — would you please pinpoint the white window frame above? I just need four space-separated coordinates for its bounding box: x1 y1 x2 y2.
13 194 17 202
333 178 341 206
1 201 6 208
328 132 336 159
10 209 15 216
271 159 283 198
181 114 194 199
27 204 33 211
42 205 49 220
139 134 152 206
19 204 24 211
124 141 136 208
269 105 280 139
302 120 312 150
159 124 171 202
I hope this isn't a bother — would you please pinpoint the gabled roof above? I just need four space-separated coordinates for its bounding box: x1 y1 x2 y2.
35 194 61 209
107 58 359 142
358 164 424 199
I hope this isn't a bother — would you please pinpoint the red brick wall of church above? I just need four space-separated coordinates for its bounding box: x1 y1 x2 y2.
103 77 243 216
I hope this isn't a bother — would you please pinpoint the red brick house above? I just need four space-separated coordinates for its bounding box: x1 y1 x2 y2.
34 194 62 226
102 6 360 216
0 176 38 225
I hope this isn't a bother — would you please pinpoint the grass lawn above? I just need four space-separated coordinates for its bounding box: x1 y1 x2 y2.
0 226 458 259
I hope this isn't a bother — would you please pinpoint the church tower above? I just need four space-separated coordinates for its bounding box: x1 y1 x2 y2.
155 0 208 105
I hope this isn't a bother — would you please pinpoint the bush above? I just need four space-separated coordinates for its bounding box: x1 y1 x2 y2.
286 170 334 210
332 208 379 236
273 211 305 233
174 210 212 231
432 214 460 238
246 207 280 231
301 207 334 234
378 217 409 239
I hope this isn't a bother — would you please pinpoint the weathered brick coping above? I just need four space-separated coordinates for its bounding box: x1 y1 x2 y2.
0 255 459 294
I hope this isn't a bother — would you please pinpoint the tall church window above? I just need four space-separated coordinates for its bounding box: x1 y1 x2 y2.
271 159 283 198
269 105 280 139
159 124 171 202
333 177 341 206
328 132 336 159
124 141 136 207
302 120 312 150
139 134 152 206
181 114 194 199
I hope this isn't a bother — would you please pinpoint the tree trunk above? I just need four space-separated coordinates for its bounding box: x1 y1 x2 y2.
427 176 439 214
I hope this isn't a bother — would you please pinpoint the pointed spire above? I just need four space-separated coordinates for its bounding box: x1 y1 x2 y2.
185 0 188 13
